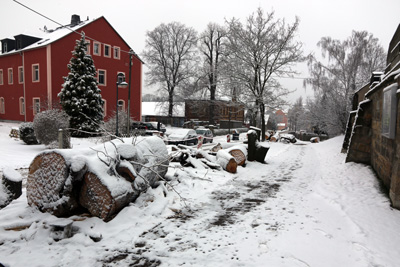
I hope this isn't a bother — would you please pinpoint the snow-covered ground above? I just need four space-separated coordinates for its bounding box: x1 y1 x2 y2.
1 121 400 267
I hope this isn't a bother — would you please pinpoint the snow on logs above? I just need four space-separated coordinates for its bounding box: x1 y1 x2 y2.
1 167 23 208
27 136 169 221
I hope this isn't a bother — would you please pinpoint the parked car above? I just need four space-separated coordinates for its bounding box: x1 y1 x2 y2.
195 127 213 143
140 122 166 133
168 129 198 146
131 121 166 133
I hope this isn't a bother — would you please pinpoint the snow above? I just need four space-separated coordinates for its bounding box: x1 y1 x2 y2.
1 121 400 266
2 167 22 182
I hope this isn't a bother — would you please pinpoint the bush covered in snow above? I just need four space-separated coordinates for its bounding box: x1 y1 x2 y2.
33 109 71 148
19 122 39 145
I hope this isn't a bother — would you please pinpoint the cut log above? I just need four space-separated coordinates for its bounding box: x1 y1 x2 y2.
116 161 136 182
216 150 237 173
199 159 222 170
27 151 81 216
270 134 279 142
247 130 270 163
2 167 22 201
228 149 246 166
196 150 218 164
310 137 320 143
118 136 169 188
211 143 223 153
254 144 270 163
79 171 135 222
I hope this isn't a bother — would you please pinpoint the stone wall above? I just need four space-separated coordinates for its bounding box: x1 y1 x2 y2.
345 100 372 164
389 84 400 208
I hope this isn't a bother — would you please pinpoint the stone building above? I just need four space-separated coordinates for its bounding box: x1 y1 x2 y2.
185 100 245 128
345 24 400 208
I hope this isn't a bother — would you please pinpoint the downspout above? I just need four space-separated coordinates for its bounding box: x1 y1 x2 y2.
46 44 52 109
21 51 26 122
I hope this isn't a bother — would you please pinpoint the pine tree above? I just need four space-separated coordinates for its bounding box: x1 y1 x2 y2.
59 32 104 137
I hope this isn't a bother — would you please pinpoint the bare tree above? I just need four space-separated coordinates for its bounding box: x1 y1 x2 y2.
225 8 303 140
142 22 198 119
305 31 386 135
288 96 306 132
198 23 228 125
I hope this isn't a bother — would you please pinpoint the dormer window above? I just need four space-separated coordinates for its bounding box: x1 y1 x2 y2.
16 39 22 50
2 43 7 53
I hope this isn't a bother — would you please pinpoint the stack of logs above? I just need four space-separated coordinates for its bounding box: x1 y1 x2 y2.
173 143 247 173
26 130 269 221
27 136 169 221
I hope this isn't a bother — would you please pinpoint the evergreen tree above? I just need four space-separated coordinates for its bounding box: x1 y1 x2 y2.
59 32 104 137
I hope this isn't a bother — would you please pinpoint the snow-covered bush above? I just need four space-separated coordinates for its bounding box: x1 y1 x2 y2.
33 109 71 148
19 122 39 145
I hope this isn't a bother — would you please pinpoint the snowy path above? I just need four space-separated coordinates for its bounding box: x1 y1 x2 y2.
1 135 400 266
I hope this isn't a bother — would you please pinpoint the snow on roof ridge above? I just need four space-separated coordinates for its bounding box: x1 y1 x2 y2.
0 17 97 56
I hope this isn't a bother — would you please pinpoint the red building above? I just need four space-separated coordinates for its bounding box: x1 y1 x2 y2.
276 109 288 130
0 15 142 122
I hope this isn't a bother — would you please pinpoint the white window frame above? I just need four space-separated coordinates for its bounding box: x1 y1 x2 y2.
118 100 125 111
32 64 39 82
18 66 24 84
98 69 106 86
93 42 101 56
382 84 398 139
117 72 125 84
8 68 13 84
0 97 4 114
19 97 25 115
114 46 120 59
85 40 91 55
0 69 3 85
104 44 111 58
33 98 40 115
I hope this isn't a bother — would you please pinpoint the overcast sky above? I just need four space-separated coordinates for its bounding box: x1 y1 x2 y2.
1 0 400 104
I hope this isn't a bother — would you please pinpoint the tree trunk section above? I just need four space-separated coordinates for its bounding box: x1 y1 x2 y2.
27 151 81 216
79 171 135 222
216 150 237 173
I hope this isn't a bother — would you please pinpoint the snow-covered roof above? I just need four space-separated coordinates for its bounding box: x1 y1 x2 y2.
142 102 185 117
0 18 94 56
0 16 143 63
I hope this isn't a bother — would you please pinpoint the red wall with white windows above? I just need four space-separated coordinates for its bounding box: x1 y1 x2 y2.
0 16 142 123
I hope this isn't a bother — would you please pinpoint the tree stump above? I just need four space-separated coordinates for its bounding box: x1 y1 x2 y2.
254 145 270 163
79 171 135 221
27 151 83 216
2 167 22 201
216 150 237 173
229 149 246 166
247 130 269 163
247 130 258 161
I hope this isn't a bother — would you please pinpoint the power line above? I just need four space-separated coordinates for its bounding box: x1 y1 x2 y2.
13 0 135 56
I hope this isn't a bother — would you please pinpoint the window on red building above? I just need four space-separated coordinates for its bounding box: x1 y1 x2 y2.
32 64 39 82
98 70 106 85
18 66 24 83
8 68 13 84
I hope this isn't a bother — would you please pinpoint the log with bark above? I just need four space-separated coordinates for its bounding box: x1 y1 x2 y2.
79 171 135 221
26 136 170 221
216 150 237 173
118 136 169 190
1 167 23 208
226 145 247 166
27 151 86 216
247 130 269 163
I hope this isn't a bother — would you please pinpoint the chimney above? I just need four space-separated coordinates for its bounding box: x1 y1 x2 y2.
71 15 81 26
